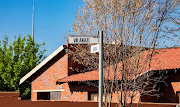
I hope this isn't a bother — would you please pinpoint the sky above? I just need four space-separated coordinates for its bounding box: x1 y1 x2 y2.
0 0 83 56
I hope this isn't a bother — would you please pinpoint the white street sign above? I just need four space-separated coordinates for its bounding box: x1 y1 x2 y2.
91 44 99 53
68 36 99 44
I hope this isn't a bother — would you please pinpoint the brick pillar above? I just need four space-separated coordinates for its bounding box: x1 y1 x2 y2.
31 92 37 101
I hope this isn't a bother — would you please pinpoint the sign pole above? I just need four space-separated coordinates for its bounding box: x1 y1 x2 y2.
68 33 103 107
98 31 103 107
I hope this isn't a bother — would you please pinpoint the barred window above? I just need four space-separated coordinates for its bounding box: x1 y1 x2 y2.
37 91 61 100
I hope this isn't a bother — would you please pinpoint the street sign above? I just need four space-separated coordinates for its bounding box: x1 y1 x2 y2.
91 44 99 53
68 36 99 44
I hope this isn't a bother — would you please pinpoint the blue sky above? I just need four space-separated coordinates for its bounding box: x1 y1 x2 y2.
0 0 83 56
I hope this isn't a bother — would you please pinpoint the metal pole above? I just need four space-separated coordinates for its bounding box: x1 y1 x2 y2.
98 31 103 107
32 0 35 41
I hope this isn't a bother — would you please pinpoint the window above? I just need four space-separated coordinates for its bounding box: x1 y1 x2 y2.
91 93 98 101
37 92 50 100
37 91 61 100
88 92 111 102
50 91 61 100
88 92 98 101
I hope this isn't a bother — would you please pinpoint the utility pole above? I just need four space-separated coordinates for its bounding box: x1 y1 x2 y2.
32 0 35 41
98 31 103 107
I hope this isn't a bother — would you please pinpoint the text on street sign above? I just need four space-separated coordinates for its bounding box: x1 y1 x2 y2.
68 36 99 44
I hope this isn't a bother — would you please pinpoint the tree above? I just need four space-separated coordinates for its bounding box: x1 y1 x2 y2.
0 35 46 99
68 0 180 107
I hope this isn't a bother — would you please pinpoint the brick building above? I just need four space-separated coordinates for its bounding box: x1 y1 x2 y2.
19 44 180 103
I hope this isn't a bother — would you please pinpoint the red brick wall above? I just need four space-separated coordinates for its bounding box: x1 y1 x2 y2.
31 50 68 100
67 44 86 76
171 82 180 93
60 82 99 101
60 83 88 101
111 91 140 103
31 49 89 101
